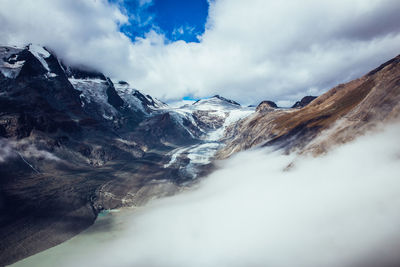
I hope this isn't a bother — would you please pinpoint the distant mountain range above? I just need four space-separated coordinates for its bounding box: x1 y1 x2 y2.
1 44 399 266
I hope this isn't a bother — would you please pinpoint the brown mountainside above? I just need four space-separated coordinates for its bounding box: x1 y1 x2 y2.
218 54 400 158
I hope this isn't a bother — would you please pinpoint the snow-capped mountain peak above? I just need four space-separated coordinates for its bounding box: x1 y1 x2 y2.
113 80 168 112
165 94 254 141
0 44 59 79
28 44 51 72
191 95 241 111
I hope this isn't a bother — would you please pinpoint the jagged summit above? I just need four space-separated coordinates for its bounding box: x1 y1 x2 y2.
63 65 106 80
191 95 241 111
256 100 278 112
211 95 240 105
0 45 55 79
291 96 317 108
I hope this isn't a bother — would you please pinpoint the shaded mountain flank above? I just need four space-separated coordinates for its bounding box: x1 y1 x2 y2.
218 54 400 158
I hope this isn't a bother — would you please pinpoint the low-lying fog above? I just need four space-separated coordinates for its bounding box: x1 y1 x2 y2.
12 123 400 267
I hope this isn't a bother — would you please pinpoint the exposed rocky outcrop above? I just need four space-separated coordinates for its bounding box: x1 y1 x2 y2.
291 96 317 108
256 100 278 112
194 95 240 106
105 78 125 109
192 110 226 130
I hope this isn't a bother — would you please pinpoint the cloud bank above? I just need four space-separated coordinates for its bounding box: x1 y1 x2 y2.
14 123 400 267
1 0 400 104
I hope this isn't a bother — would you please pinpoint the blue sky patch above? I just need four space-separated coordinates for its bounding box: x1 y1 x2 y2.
183 95 200 101
114 0 209 43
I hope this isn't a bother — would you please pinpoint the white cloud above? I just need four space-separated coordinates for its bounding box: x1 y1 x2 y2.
0 0 132 72
126 0 400 105
138 0 152 6
0 138 15 162
1 0 399 105
172 25 197 39
0 138 60 163
14 123 400 267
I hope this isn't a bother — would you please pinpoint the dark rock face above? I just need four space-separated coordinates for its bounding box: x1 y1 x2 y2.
132 90 160 111
192 110 226 130
256 100 277 112
0 49 84 139
213 95 241 106
291 96 317 108
118 80 129 85
63 65 107 80
15 49 48 78
131 112 199 147
105 78 124 109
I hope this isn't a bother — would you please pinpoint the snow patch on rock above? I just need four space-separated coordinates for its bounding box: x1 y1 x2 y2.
0 46 25 78
69 78 118 119
28 44 51 71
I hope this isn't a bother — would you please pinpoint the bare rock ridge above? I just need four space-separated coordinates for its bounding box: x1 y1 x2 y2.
194 95 240 106
218 54 400 158
291 95 317 108
256 100 278 112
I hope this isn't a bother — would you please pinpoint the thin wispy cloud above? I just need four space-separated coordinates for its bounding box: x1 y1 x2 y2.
0 138 60 163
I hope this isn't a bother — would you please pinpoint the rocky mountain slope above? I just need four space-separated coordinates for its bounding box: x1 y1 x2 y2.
0 44 253 266
218 54 400 158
